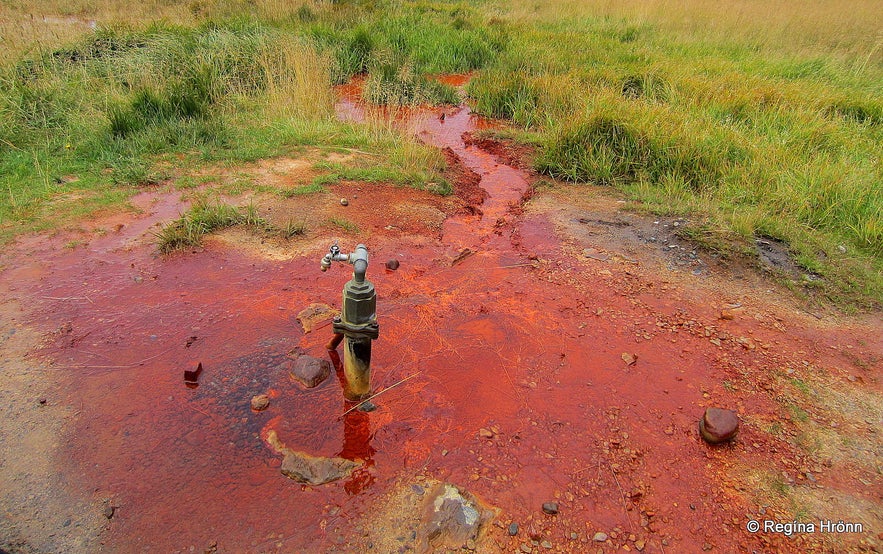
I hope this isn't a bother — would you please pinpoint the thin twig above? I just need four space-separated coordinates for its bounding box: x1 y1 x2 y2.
42 295 94 304
463 263 535 270
316 146 380 157
187 403 213 420
340 372 420 418
53 347 174 370
0 138 22 151
606 461 635 533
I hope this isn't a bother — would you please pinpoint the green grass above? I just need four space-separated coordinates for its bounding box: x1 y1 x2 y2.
465 9 883 308
282 182 326 197
363 59 460 105
279 219 307 239
328 217 359 234
155 197 271 253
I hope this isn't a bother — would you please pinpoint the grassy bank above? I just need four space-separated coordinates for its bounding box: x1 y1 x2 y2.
469 0 882 307
1 0 880 306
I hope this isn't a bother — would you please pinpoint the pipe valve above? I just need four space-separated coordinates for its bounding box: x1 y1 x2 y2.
320 241 346 272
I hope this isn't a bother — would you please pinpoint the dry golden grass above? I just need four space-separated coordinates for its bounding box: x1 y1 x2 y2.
508 0 883 72
259 38 334 121
0 0 326 59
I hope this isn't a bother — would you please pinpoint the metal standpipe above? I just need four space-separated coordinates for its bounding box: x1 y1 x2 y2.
320 242 379 402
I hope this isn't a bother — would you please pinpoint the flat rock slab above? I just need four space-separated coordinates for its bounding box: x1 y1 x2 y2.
296 303 338 334
280 451 359 485
266 430 360 485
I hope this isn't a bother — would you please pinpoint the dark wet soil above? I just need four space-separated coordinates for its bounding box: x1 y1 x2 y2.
0 78 881 554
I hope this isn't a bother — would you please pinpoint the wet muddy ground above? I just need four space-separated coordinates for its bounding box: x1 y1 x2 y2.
1 80 881 554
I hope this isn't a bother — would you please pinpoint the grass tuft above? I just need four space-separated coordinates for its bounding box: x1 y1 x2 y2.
155 197 269 253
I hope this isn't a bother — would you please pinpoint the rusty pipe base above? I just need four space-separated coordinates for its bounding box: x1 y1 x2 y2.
342 335 372 401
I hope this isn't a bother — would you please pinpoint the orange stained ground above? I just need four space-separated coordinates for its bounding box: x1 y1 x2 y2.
0 78 879 554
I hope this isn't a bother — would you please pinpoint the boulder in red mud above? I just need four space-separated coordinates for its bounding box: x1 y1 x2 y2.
419 483 494 551
353 477 496 552
699 407 740 444
288 355 331 389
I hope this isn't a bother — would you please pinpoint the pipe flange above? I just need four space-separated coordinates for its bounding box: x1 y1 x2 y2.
333 319 379 340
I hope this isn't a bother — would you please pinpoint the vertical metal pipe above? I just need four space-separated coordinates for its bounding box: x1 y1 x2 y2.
343 336 372 400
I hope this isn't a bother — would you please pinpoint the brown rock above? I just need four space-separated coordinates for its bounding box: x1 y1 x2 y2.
290 355 331 388
385 259 400 271
542 502 559 515
184 361 203 384
251 394 270 411
699 407 739 444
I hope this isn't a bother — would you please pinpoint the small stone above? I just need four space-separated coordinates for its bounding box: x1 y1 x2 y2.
289 355 332 388
358 400 377 412
583 248 610 262
251 394 270 411
479 428 494 439
508 522 519 536
541 540 552 549
411 484 425 495
593 532 608 542
570 532 578 540
702 543 713 551
340 198 349 206
542 502 558 515
103 504 115 519
465 538 476 550
719 309 735 320
385 259 400 271
520 545 532 554
621 352 637 366
699 407 740 444
635 540 645 551
38 398 47 405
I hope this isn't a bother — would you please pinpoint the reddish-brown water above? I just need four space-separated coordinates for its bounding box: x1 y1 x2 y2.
2 79 880 553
